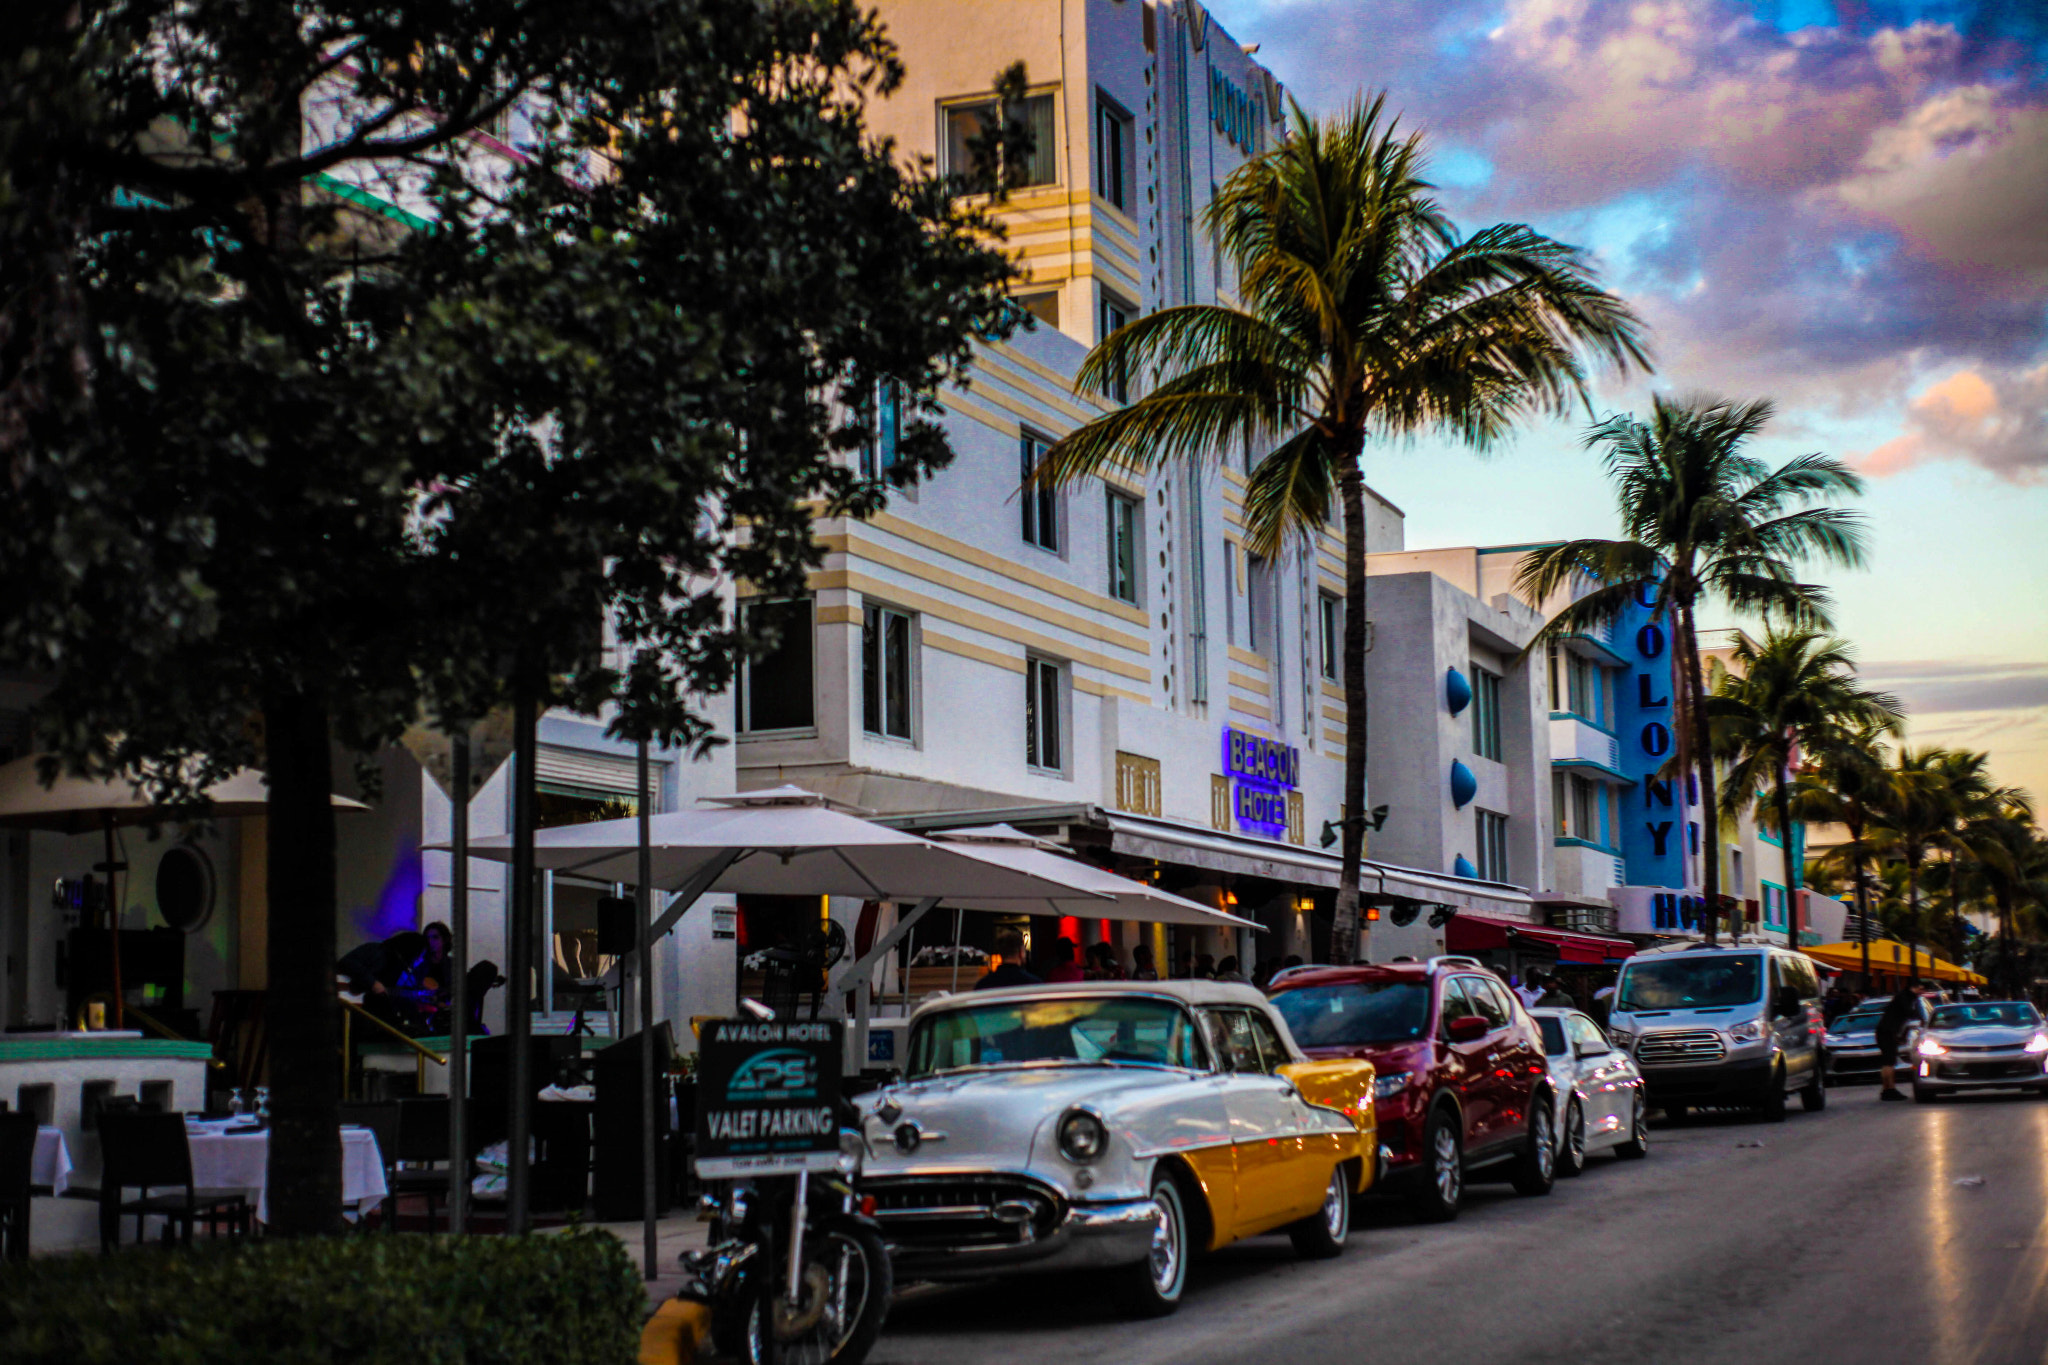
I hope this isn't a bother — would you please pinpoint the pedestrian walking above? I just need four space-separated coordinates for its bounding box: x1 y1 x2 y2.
1876 981 1933 1100
1516 971 1547 1008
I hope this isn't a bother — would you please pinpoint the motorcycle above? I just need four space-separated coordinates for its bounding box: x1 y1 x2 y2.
680 1023 890 1365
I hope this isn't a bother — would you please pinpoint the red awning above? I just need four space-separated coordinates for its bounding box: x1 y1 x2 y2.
1445 916 1634 963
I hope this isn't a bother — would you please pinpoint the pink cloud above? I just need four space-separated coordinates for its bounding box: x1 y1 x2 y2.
1856 363 2048 481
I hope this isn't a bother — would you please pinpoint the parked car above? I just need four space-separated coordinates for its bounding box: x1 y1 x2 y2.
1824 996 1931 1085
1530 1006 1649 1174
1606 944 1825 1121
1268 956 1558 1222
854 981 1377 1317
1912 1000 2048 1102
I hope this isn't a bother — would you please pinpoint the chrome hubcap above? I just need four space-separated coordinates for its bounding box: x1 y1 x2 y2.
1568 1105 1584 1164
1149 1190 1180 1292
1323 1172 1346 1237
1534 1106 1555 1179
1433 1124 1460 1205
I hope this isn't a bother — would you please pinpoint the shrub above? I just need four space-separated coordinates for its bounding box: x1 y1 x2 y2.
0 1230 642 1365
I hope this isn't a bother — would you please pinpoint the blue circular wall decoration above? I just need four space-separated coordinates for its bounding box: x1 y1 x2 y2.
1453 854 1478 880
1445 667 1472 716
1449 758 1477 809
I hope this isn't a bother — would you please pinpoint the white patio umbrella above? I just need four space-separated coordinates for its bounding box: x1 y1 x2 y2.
0 755 367 1028
927 824 1263 927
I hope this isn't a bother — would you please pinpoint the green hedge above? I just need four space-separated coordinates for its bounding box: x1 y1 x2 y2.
0 1231 643 1365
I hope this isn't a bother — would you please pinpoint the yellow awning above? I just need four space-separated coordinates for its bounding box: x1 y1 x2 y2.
1805 939 1986 986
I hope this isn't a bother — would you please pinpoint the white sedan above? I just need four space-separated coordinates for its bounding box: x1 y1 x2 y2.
1531 1007 1649 1175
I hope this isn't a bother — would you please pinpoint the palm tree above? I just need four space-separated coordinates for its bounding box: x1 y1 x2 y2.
1707 630 1901 950
1515 396 1867 943
1867 747 1985 983
1035 97 1648 957
1960 801 2048 994
1793 720 1895 984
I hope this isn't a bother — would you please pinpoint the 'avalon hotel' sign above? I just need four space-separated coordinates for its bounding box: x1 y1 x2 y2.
1223 727 1299 837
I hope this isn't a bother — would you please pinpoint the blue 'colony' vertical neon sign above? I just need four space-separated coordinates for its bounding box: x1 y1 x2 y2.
1614 579 1698 928
1223 728 1298 837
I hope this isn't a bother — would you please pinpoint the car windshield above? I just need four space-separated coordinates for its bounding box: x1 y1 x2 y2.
905 995 1201 1078
1833 1012 1886 1035
1615 954 1763 1012
1928 1002 2041 1030
1270 981 1430 1046
1537 1017 1568 1056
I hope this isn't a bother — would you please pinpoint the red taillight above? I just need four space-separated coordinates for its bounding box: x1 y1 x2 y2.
859 1196 876 1217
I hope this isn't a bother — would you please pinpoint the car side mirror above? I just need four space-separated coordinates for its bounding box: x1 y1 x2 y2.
1446 1015 1489 1044
1574 1040 1606 1059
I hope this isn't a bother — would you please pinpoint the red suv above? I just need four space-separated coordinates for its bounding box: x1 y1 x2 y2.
1269 957 1556 1220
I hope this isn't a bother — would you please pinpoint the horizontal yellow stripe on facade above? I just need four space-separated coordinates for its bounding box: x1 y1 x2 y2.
1227 671 1271 697
939 387 1022 441
1322 705 1347 723
1229 697 1272 721
1323 729 1347 748
817 536 1149 654
815 604 863 627
804 569 1151 683
862 512 1150 627
966 373 1089 433
1228 646 1270 671
1322 681 1346 701
1075 675 1152 705
923 629 1024 674
983 340 1107 413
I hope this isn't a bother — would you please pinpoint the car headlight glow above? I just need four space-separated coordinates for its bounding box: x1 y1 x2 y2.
1823 1033 1846 1048
1917 1036 1948 1057
1608 1028 1635 1048
1373 1071 1414 1100
2026 1033 2048 1055
1726 1018 1767 1044
1057 1109 1109 1164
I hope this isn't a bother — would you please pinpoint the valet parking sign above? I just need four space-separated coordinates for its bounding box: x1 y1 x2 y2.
694 1018 844 1178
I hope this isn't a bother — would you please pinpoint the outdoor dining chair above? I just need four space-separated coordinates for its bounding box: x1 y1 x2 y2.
389 1097 453 1233
97 1111 251 1252
0 1111 38 1261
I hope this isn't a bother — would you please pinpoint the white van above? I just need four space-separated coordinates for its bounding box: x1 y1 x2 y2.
1607 945 1826 1121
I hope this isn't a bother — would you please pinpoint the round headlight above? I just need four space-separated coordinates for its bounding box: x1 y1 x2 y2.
1057 1109 1108 1164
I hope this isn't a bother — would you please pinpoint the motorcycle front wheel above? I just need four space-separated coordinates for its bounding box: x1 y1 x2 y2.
744 1218 892 1365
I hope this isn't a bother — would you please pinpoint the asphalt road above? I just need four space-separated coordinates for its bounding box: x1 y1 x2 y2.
868 1089 2048 1365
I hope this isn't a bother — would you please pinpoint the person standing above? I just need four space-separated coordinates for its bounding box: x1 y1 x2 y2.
1876 982 1930 1101
1044 937 1085 983
1213 956 1247 983
1516 971 1547 1008
974 927 1043 991
1130 944 1160 981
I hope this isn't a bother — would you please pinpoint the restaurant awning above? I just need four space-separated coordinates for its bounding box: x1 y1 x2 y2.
1447 915 1637 963
1805 939 1986 985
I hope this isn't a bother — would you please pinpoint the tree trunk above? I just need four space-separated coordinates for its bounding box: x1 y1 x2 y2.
505 682 539 1233
1676 607 1722 942
262 691 343 1236
1905 852 1922 985
1776 775 1799 949
1851 814 1871 987
1332 456 1370 964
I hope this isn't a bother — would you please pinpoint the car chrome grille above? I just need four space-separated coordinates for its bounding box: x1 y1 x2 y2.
861 1175 1065 1250
1637 1029 1728 1065
1936 1059 2041 1080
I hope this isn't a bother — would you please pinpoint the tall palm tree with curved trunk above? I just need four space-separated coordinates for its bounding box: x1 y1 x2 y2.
1515 396 1867 943
1867 747 1995 983
1707 630 1902 950
1036 96 1648 958
1793 721 1895 984
1957 797 2048 995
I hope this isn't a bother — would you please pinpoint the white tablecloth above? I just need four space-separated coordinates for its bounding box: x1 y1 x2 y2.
184 1121 387 1223
33 1125 72 1195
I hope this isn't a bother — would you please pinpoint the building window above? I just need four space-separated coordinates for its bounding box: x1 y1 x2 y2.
1020 430 1060 552
859 380 902 482
1095 91 1133 211
1106 491 1139 603
1471 664 1503 761
1245 554 1272 655
945 92 1058 189
1573 776 1599 844
1476 809 1509 883
1026 656 1064 773
1098 292 1134 400
1015 290 1059 328
1318 593 1341 682
1566 651 1602 726
737 597 814 733
861 604 914 741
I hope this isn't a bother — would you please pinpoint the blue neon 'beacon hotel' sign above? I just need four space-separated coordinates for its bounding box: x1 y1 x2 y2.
1224 728 1297 837
1613 579 1702 931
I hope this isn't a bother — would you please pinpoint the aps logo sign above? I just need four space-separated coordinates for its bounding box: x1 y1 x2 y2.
726 1048 820 1104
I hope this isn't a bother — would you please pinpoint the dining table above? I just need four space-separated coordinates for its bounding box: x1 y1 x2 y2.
183 1118 388 1223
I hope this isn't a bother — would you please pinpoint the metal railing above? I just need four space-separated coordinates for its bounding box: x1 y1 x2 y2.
341 997 448 1096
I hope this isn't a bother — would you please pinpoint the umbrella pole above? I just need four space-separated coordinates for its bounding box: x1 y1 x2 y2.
949 909 962 993
448 728 471 1235
637 739 657 1281
103 814 124 1028
506 686 538 1236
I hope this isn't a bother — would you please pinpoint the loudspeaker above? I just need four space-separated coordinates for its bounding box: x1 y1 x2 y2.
597 896 636 955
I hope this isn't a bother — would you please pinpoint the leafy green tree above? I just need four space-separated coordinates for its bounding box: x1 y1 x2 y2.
1707 630 1900 948
1794 720 1897 982
0 0 1017 1234
1956 796 2048 995
1034 96 1646 955
1516 397 1866 943
1866 747 1993 982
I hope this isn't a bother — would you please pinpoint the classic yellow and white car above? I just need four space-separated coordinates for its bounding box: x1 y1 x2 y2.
855 980 1377 1315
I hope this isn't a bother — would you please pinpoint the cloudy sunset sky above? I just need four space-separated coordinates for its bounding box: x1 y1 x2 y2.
1204 0 2048 802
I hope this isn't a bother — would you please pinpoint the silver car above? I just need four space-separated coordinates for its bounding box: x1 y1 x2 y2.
1823 998 1930 1084
1913 1000 2048 1101
1532 1007 1649 1175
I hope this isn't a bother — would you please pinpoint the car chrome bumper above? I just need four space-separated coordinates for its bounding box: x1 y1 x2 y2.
884 1196 1160 1279
1917 1059 2048 1090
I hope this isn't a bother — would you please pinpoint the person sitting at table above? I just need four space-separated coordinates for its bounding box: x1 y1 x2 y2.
391 922 455 1033
337 930 427 1031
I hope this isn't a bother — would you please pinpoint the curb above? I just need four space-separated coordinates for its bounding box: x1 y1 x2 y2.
639 1297 712 1365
